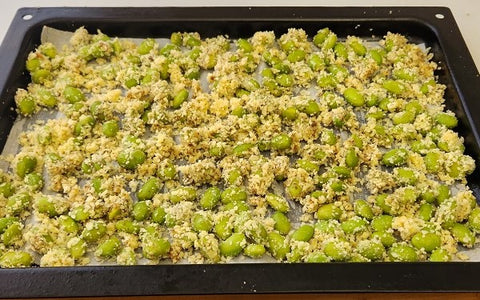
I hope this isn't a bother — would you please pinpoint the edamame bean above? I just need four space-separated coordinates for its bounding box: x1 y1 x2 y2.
450 223 475 248
16 156 37 178
354 200 374 220
0 217 17 235
82 221 107 243
7 192 31 216
424 152 440 173
137 38 156 55
468 207 480 232
142 236 171 259
272 211 291 235
375 194 392 214
169 186 197 203
96 236 122 257
322 130 337 145
392 110 416 125
0 251 33 268
369 49 383 65
102 120 119 137
393 69 416 81
2 222 22 246
271 133 292 151
24 172 43 191
396 168 417 185
220 232 246 257
291 224 314 242
267 232 290 260
343 88 364 107
214 217 233 240
221 186 247 204
192 213 213 232
266 193 289 213
388 244 418 262
137 178 161 201
237 39 253 53
158 163 176 180
115 219 140 234
372 231 396 247
74 115 95 136
341 217 367 234
411 232 441 252
371 215 393 232
383 80 405 94
59 215 79 233
317 74 337 88
0 182 14 198
170 32 182 46
233 143 254 155
358 240 385 261
437 185 451 205
31 69 51 84
26 57 40 72
333 166 351 179
304 251 330 263
381 148 408 167
63 86 85 104
429 248 450 262
417 203 435 221
313 28 330 47
69 238 87 259
132 201 150 221
345 148 359 168
117 149 146 170
17 95 36 115
172 89 189 109
324 240 349 261
243 244 266 258
304 100 320 115
200 187 221 209
287 49 306 63
281 106 298 121
308 54 324 71
350 40 366 56
36 196 58 217
334 43 348 59
317 203 342 220
297 159 319 173
276 74 294 87
435 113 458 128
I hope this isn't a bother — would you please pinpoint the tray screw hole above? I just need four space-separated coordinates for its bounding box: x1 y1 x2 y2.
435 13 445 20
22 14 33 20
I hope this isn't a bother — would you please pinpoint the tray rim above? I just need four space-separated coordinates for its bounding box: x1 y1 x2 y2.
1 6 480 297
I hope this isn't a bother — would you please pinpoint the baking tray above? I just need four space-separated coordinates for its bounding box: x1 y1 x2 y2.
1 6 480 298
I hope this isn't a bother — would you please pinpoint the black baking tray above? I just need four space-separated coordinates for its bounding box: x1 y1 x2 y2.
1 6 480 298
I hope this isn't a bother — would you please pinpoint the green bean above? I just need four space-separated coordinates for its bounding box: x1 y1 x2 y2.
31 69 51 84
417 203 435 221
117 149 146 170
243 244 266 258
388 244 418 262
392 110 416 125
372 231 396 247
450 223 475 248
24 172 43 191
0 251 33 268
192 213 213 232
354 200 374 220
343 87 364 107
137 178 161 201
221 186 247 204
317 203 342 220
82 221 107 243
345 148 359 168
324 240 348 261
350 40 367 56
59 215 79 233
270 133 292 150
341 217 367 234
220 232 246 257
267 232 290 260
63 86 85 104
69 238 87 259
0 182 14 198
435 113 458 128
291 224 314 242
7 192 31 216
172 89 189 109
358 240 385 261
237 38 253 53
272 211 291 235
2 222 22 246
102 120 119 137
308 54 324 71
429 248 450 262
304 251 330 263
96 236 122 257
265 193 289 213
16 156 37 178
116 218 140 234
411 232 441 252
142 236 171 259
137 38 156 55
382 80 405 95
381 148 408 167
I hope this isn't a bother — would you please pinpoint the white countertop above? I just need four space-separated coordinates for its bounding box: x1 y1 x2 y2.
1 0 479 69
